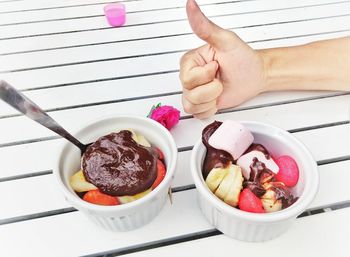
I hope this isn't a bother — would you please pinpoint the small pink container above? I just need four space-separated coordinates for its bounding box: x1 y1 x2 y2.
104 3 126 27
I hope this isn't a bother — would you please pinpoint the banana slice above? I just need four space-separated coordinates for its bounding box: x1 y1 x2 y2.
205 166 229 192
214 164 243 207
118 189 152 204
261 189 282 213
70 170 97 192
127 129 138 142
223 165 244 207
127 129 151 147
135 134 151 147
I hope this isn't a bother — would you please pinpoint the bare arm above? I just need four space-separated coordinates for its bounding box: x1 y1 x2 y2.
261 37 350 92
180 0 350 119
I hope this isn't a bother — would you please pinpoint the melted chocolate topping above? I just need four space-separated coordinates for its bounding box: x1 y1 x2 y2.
245 144 271 159
268 182 298 208
201 121 297 210
82 130 157 196
201 121 234 179
243 181 266 198
247 158 297 207
249 157 275 184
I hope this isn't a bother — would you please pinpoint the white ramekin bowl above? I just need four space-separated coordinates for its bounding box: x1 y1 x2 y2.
54 116 177 231
191 121 319 242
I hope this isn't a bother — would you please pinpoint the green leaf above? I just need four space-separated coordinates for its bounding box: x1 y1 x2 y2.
147 103 162 118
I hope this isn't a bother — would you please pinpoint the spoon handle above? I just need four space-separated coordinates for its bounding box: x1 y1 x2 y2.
0 80 87 152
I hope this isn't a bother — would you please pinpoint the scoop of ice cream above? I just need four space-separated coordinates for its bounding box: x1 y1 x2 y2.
82 130 157 196
237 144 279 180
208 120 254 160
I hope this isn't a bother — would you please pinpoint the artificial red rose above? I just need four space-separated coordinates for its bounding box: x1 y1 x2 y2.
148 104 180 130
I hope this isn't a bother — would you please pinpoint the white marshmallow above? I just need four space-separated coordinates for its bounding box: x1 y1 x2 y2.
237 150 279 179
208 120 254 160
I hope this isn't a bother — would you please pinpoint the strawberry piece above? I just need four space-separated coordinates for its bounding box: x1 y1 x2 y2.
151 159 166 189
83 189 119 206
275 155 299 187
238 188 265 213
155 147 164 160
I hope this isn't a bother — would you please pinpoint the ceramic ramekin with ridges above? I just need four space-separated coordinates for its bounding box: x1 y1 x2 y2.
191 121 319 241
54 116 177 231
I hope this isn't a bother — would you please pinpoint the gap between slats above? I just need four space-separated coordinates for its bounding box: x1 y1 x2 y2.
0 0 144 15
82 205 350 257
2 13 350 73
1 0 349 40
0 121 349 223
1 151 349 183
0 0 259 26
1 158 349 226
0 90 348 121
2 29 350 91
0 93 349 147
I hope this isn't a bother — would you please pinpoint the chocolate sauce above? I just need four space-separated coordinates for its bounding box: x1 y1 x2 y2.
268 182 298 208
201 121 234 179
245 144 271 159
247 159 297 207
249 158 275 184
82 130 157 196
243 181 266 198
201 121 297 210
241 158 274 198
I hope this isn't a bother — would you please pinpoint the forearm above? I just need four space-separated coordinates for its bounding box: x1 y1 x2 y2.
260 36 350 92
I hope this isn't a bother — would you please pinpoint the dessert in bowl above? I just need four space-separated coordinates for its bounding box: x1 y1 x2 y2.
191 120 319 241
54 116 177 231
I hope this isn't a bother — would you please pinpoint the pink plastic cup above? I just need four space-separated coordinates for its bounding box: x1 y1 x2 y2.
104 3 126 27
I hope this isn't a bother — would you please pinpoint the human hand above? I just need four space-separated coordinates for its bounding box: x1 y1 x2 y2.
180 0 267 119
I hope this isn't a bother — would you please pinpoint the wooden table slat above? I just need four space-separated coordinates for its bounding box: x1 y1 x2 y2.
0 143 349 221
125 207 350 257
1 185 350 257
0 93 348 147
1 0 349 55
0 94 348 179
1 1 350 71
1 0 347 39
0 1 349 256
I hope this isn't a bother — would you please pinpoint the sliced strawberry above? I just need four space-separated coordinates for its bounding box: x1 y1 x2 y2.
83 189 119 206
238 188 265 213
151 159 166 189
275 155 299 187
155 147 164 160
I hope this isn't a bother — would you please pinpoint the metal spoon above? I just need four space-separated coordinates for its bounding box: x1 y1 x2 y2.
0 80 90 154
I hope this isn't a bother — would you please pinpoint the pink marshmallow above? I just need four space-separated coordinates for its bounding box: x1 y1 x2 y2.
104 3 126 27
208 120 254 160
237 150 279 179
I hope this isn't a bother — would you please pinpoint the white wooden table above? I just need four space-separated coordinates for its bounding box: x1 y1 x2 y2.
0 0 350 256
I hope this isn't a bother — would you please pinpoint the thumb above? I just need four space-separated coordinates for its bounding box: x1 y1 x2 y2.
186 0 239 50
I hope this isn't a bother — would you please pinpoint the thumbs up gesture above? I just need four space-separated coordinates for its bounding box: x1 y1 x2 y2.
180 0 267 118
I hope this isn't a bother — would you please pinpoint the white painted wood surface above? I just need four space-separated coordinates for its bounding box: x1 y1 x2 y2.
126 207 350 257
0 0 349 256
